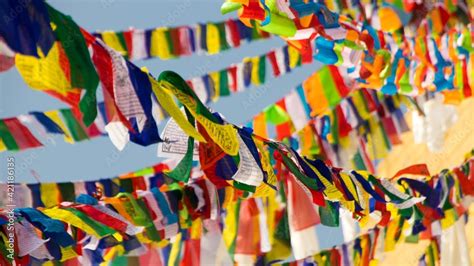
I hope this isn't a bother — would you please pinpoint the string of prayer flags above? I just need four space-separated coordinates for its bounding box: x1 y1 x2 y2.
8 26 303 151
1 153 473 264
2 1 474 265
187 44 304 104
0 118 42 151
247 65 353 138
1 0 471 206
1 42 305 152
92 18 271 61
247 68 412 170
225 1 473 96
271 163 474 264
5 0 470 161
2 0 472 159
2 0 311 138
0 107 108 152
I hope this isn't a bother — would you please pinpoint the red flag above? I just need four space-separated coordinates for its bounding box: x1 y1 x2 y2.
123 30 134 59
267 50 280 76
390 164 431 180
226 20 241 47
3 118 42 150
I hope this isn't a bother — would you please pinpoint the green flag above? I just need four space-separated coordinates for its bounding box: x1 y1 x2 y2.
47 4 99 126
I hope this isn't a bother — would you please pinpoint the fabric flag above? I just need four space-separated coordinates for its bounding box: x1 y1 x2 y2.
0 118 42 150
286 173 320 260
234 199 260 265
284 90 309 131
101 31 127 56
150 28 173 60
0 0 55 56
231 134 264 187
40 183 61 208
130 29 148 60
303 69 330 116
14 43 75 98
60 109 89 142
101 41 145 122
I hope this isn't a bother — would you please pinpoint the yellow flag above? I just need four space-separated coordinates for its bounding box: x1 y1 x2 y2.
0 139 6 152
150 28 173 59
168 233 182 266
101 31 127 56
42 208 105 239
15 43 72 95
60 246 78 262
366 117 388 160
384 216 401 251
352 91 370 120
190 218 202 239
206 24 220 55
209 72 220 102
149 77 206 142
40 183 60 208
250 57 260 85
222 186 235 209
288 45 300 69
101 246 121 265
440 208 457 229
253 138 278 197
161 79 239 155
136 232 152 244
222 201 239 250
197 116 239 155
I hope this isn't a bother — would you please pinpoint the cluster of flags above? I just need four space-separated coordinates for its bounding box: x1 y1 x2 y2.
0 0 473 265
224 0 473 96
0 42 307 152
1 151 473 265
92 18 271 60
0 106 109 152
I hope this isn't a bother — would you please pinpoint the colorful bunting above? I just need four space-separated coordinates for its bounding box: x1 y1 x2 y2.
225 1 473 96
1 152 473 264
93 18 271 61
0 2 473 265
